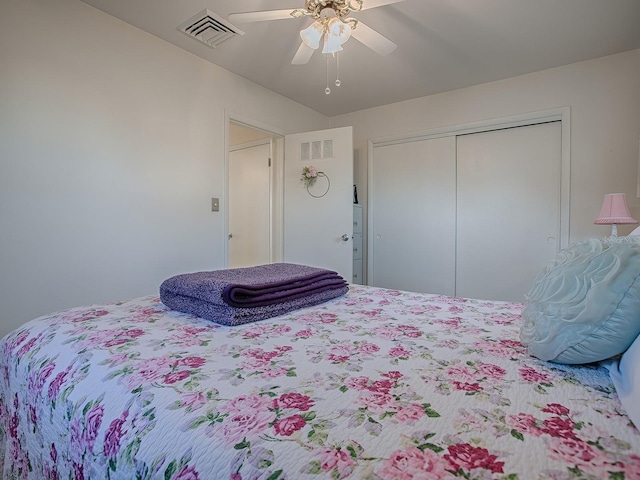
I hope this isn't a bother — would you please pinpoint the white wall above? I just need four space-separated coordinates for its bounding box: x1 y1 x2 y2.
2 0 639 336
0 0 330 336
332 49 640 251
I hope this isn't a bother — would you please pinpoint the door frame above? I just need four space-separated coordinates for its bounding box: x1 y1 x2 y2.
367 106 571 285
225 112 285 267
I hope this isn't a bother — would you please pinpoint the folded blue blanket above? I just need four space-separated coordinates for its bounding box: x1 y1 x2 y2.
160 263 349 326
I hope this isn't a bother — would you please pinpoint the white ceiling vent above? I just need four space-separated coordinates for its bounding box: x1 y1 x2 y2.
177 9 244 49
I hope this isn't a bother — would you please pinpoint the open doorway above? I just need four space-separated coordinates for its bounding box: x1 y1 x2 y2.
227 121 283 268
226 120 355 280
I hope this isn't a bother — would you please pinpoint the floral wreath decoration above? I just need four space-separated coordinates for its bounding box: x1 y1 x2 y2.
301 165 331 198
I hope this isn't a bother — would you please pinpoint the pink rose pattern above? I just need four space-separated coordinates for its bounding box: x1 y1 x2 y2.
0 288 639 479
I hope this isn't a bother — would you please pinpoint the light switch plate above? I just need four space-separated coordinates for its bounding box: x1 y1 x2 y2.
211 198 219 212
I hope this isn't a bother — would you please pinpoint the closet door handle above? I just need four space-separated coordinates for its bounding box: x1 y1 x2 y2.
341 234 350 242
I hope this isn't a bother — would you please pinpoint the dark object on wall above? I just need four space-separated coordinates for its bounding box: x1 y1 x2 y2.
353 184 359 204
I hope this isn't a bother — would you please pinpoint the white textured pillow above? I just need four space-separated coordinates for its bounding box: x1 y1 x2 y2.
520 237 640 364
603 334 640 428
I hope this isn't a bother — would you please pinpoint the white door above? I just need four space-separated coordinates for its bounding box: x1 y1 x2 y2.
228 141 271 268
456 122 562 302
284 127 353 280
370 136 457 294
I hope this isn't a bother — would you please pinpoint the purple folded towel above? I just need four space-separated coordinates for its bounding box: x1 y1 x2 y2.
160 263 349 326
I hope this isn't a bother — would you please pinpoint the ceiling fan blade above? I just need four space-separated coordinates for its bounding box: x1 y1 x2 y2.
361 0 406 11
229 9 296 23
292 42 315 65
351 21 397 56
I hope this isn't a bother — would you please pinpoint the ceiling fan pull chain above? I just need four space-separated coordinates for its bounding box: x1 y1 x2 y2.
325 54 331 94
335 52 341 87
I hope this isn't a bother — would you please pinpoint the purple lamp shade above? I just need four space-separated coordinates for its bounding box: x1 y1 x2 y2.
594 193 638 236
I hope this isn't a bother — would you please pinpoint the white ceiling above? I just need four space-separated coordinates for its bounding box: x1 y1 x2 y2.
80 0 640 117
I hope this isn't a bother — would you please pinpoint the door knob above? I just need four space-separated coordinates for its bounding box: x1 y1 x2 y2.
341 234 350 242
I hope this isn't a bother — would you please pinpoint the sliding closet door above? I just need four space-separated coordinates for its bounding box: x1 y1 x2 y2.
371 136 456 295
456 122 561 302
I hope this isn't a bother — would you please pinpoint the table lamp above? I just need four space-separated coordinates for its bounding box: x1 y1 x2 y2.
594 193 638 237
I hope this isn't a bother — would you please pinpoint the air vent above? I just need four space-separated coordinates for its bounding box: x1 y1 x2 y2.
177 9 244 48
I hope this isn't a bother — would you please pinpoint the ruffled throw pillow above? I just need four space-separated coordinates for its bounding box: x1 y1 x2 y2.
520 237 640 364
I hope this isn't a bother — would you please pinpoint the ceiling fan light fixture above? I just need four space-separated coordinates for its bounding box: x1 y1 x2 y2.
300 20 323 49
322 36 344 54
328 17 351 44
322 17 351 54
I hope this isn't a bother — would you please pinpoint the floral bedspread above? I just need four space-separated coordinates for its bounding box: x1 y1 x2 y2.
1 285 639 479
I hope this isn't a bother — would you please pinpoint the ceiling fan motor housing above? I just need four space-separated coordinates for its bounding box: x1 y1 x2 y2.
320 8 337 20
305 0 363 19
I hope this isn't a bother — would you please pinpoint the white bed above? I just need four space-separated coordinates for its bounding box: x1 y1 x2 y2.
1 284 638 479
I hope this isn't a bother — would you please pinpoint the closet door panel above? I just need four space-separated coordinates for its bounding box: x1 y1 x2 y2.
371 137 456 295
456 122 562 302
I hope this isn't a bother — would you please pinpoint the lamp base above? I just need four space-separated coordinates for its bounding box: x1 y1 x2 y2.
611 224 618 237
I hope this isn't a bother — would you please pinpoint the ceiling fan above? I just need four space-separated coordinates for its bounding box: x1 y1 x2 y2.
229 0 406 66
